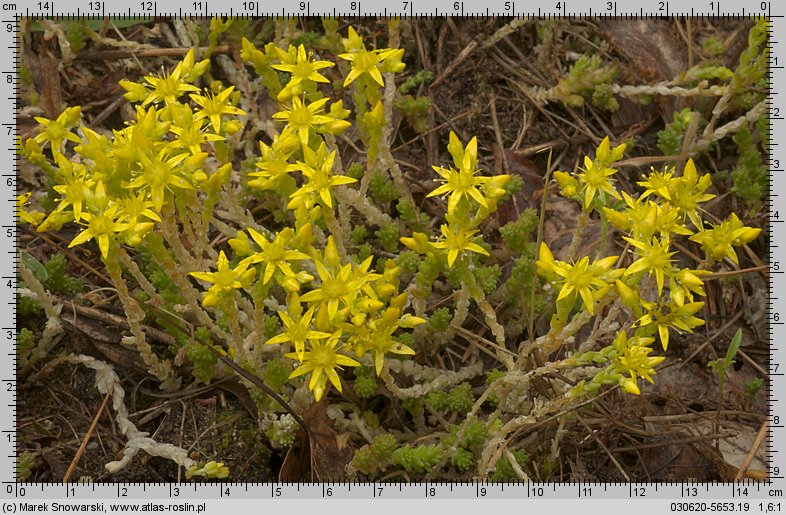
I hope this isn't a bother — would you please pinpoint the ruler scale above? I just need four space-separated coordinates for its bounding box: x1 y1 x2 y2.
3 0 784 512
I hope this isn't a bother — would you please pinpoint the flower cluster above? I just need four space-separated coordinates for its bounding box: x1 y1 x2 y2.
192 27 418 402
402 131 509 268
23 50 243 261
541 138 761 395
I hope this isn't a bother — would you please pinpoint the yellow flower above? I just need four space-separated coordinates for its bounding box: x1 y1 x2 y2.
239 227 310 285
689 213 761 265
623 235 676 294
272 44 334 87
300 236 377 322
349 304 421 375
169 105 224 155
433 224 489 267
190 86 246 133
578 154 620 210
186 461 229 480
535 242 560 282
550 254 618 315
51 155 92 222
612 331 665 395
553 170 579 197
667 158 715 229
33 106 82 153
668 268 708 307
637 167 675 200
427 133 491 213
136 59 200 106
637 300 704 351
339 27 404 87
267 297 331 360
273 96 335 148
288 144 357 209
16 193 45 226
248 137 299 190
126 148 192 211
286 334 361 402
189 251 255 308
68 186 129 260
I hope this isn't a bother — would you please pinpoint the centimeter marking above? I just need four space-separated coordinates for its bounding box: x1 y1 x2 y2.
2 481 784 500
4 0 785 18
1 0 783 502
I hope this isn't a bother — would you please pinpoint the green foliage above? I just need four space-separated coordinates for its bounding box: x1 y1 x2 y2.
187 341 218 384
262 358 291 390
351 225 368 244
657 108 699 156
351 433 398 476
353 366 378 398
745 377 764 396
391 444 444 475
396 250 421 273
702 36 725 57
451 447 474 472
263 315 281 338
428 307 452 332
732 18 768 109
395 199 425 227
17 328 35 354
447 383 474 414
43 254 84 295
18 295 42 317
398 70 434 94
489 448 529 482
731 125 767 206
394 95 431 134
500 209 538 255
16 452 35 482
347 162 364 181
369 170 399 204
265 414 298 448
552 55 618 110
375 222 400 253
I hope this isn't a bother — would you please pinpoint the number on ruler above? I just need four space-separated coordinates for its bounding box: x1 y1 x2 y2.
775 415 780 424
403 0 411 11
5 24 11 33
774 312 780 322
37 2 51 9
298 1 305 9
350 1 358 10
193 1 203 10
632 487 646 497
504 1 512 11
658 1 665 11
762 1 769 10
88 1 102 10
243 1 256 10
140 1 154 11
453 1 461 10
555 1 563 10
606 1 614 10
684 486 698 496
